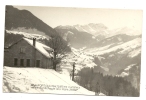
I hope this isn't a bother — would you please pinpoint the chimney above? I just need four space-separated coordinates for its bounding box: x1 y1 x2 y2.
33 38 36 47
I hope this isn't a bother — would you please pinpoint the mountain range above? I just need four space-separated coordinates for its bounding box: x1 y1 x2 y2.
55 21 141 91
55 23 141 49
4 5 142 91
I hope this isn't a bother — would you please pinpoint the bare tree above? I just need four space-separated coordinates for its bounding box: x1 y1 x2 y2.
47 34 71 71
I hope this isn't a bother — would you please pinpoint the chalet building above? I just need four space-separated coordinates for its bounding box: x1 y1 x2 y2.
4 38 53 68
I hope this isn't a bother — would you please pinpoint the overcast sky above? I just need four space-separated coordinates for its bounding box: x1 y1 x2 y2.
14 5 143 31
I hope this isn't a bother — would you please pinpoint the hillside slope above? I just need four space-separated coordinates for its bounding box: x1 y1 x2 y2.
3 66 95 95
85 37 141 75
55 27 97 49
5 6 58 38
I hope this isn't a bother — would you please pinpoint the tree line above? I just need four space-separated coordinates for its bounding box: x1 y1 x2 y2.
75 67 139 97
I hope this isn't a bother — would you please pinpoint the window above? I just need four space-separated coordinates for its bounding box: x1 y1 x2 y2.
26 59 30 67
20 47 25 53
36 60 40 67
4 48 9 52
20 59 24 66
14 58 18 66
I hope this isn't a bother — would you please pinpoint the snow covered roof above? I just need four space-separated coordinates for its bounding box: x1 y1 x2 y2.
23 38 53 58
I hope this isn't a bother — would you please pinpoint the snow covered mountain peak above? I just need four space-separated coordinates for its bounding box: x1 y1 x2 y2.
73 23 109 36
56 25 75 30
110 27 141 37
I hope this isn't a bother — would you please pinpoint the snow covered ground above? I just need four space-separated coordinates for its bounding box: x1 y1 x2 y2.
3 66 95 95
85 37 141 56
6 30 49 40
60 47 99 76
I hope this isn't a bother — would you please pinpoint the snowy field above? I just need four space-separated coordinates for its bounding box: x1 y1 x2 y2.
3 66 96 95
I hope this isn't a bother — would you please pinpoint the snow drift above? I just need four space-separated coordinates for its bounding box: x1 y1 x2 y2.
3 66 95 95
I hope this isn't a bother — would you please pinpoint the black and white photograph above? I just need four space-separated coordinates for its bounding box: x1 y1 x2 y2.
2 5 143 97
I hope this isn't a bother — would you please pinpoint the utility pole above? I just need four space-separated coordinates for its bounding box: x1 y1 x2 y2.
95 82 100 95
72 62 76 81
